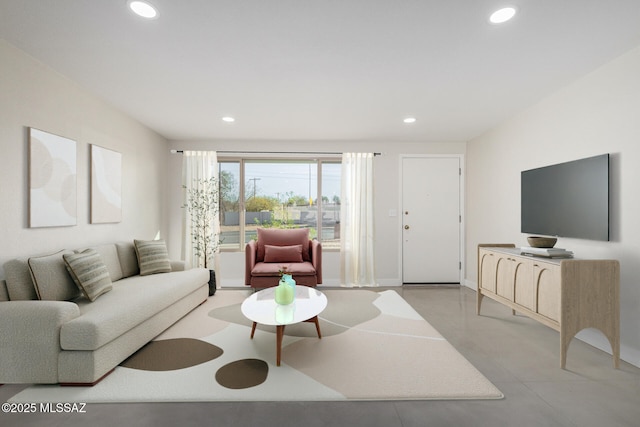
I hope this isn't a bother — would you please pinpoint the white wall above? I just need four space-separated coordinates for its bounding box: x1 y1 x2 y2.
466 45 640 367
166 140 466 286
0 40 169 276
5 31 636 365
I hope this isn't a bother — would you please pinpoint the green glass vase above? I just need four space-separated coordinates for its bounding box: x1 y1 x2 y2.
282 273 296 289
275 278 294 305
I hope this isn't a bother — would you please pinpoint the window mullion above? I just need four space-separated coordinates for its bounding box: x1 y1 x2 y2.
239 159 246 246
317 160 323 242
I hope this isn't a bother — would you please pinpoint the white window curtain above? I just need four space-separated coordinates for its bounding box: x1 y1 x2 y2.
182 151 220 278
340 152 376 286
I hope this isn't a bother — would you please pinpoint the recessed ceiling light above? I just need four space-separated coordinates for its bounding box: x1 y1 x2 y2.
403 117 416 124
489 7 517 24
128 1 158 19
222 117 235 123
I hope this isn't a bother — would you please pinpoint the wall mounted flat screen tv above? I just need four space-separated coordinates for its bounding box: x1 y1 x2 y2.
521 154 609 241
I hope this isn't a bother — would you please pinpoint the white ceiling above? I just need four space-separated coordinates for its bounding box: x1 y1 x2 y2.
2 0 640 143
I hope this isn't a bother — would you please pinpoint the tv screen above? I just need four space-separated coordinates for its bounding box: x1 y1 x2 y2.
521 154 609 241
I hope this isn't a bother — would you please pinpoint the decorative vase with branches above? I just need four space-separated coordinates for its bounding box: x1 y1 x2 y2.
183 176 220 295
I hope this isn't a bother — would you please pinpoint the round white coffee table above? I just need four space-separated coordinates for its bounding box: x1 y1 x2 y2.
241 285 327 366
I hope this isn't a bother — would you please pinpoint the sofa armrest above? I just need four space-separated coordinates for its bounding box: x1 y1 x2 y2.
0 300 80 384
245 240 257 286
171 260 189 271
311 239 322 284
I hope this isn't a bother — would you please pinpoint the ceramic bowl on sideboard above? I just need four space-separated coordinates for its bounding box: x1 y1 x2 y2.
527 236 558 248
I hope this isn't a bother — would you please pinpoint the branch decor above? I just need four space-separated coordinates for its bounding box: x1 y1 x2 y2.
182 176 221 270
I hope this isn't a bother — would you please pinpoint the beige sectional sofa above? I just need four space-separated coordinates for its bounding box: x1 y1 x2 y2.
0 240 209 385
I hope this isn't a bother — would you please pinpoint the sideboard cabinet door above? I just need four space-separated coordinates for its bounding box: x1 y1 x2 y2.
513 259 534 310
535 262 561 323
478 249 498 293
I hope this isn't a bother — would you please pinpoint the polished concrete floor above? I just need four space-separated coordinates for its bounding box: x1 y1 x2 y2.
2 286 639 427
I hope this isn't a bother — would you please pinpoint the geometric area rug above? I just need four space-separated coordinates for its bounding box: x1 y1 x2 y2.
9 289 503 402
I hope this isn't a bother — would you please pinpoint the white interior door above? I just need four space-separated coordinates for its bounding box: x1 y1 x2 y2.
402 156 461 283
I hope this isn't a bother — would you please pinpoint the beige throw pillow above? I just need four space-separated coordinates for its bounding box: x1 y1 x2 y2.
63 249 113 301
3 258 39 300
134 239 172 276
28 250 80 301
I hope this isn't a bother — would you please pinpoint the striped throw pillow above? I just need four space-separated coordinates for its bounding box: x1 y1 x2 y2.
134 239 172 276
63 249 112 301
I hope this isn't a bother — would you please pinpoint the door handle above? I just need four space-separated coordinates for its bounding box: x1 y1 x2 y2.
404 225 410 230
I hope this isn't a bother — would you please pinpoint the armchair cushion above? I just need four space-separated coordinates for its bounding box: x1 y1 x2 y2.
264 244 303 263
257 228 311 262
251 262 317 277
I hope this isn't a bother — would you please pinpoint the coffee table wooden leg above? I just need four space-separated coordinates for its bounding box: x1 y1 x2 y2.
276 325 285 366
313 316 322 338
250 322 257 339
303 316 322 338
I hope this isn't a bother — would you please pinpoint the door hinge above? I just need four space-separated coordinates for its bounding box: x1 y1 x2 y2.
459 261 462 270
459 215 462 223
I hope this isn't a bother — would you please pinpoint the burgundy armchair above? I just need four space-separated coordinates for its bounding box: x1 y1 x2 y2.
245 228 322 288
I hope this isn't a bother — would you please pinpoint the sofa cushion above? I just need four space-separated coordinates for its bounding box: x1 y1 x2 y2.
63 249 113 301
60 268 209 351
251 261 317 277
28 250 81 301
257 228 310 262
264 244 303 263
89 244 123 282
116 241 140 278
0 280 9 302
134 239 172 275
3 258 38 300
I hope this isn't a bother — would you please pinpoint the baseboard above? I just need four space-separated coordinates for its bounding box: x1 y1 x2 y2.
576 329 640 369
376 278 402 286
463 279 478 291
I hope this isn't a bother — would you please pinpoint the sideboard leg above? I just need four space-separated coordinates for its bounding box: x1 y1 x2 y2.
560 328 572 369
601 327 620 369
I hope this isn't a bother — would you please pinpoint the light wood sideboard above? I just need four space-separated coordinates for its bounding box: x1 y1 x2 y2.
476 244 620 369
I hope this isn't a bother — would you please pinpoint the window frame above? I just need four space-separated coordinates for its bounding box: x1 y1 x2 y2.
217 155 341 252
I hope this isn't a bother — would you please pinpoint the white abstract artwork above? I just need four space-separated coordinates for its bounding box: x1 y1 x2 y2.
29 128 77 227
91 145 122 223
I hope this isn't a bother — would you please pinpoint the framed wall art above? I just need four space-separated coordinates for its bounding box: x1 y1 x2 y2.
29 128 77 227
91 144 122 223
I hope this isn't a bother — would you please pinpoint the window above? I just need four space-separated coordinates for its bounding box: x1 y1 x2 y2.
218 158 340 250
218 161 241 246
320 161 341 248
